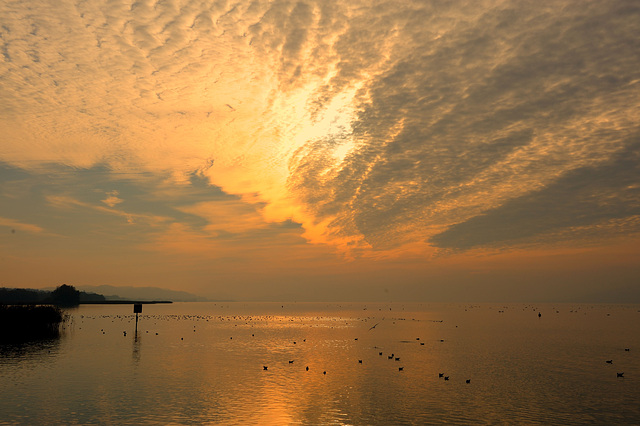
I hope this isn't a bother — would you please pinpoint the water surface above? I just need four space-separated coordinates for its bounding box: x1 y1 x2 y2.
1 302 638 424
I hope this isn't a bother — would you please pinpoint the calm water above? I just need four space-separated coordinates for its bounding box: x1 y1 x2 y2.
1 302 638 425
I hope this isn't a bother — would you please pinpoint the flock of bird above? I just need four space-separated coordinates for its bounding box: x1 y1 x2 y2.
605 354 630 378
79 307 633 382
258 340 472 383
80 312 477 384
253 330 475 383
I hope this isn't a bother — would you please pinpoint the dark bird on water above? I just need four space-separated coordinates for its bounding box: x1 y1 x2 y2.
625 348 630 351
306 366 309 371
395 357 400 361
466 379 471 384
444 376 449 381
399 367 404 371
289 360 294 364
323 371 326 375
439 373 444 378
538 312 541 318
358 360 362 364
617 372 624 377
606 360 613 364
263 366 268 370
379 352 383 356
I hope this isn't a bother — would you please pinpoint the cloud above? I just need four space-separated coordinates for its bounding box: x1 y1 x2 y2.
101 190 124 207
46 194 168 226
1 0 638 258
287 0 640 252
0 217 44 234
429 140 640 250
178 199 269 234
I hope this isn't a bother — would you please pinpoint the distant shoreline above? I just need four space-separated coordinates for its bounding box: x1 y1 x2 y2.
80 300 172 304
1 300 173 306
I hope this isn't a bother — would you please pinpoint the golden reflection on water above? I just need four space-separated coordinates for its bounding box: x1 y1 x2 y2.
131 332 141 363
1 303 639 424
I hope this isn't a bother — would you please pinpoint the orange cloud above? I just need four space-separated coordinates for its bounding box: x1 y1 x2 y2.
0 217 45 234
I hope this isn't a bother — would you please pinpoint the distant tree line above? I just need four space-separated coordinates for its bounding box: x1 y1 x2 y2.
0 284 105 306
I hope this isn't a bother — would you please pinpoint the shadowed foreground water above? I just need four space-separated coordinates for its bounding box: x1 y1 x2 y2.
1 302 639 424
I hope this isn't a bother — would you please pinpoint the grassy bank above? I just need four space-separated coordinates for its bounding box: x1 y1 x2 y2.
0 305 67 343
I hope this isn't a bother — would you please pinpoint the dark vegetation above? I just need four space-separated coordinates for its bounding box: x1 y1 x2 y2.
0 284 105 305
51 284 80 306
0 285 169 343
0 285 89 343
0 305 66 343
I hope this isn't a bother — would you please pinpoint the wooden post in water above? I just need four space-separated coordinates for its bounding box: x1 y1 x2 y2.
134 303 142 334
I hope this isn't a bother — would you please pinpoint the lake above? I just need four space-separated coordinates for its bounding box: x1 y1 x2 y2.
1 302 638 424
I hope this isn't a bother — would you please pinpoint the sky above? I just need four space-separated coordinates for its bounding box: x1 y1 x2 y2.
1 0 639 302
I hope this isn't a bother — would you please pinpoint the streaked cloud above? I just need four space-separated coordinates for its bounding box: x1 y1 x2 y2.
46 193 168 225
0 217 44 234
430 141 640 250
287 0 640 252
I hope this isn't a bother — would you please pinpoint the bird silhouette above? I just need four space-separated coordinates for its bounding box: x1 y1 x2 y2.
368 323 379 331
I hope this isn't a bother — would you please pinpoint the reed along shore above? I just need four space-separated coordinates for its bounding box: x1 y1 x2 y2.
0 305 67 343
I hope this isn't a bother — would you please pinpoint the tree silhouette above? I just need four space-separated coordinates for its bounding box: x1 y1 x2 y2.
51 284 80 306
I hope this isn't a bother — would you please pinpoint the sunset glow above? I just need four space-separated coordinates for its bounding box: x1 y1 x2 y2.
1 0 639 301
